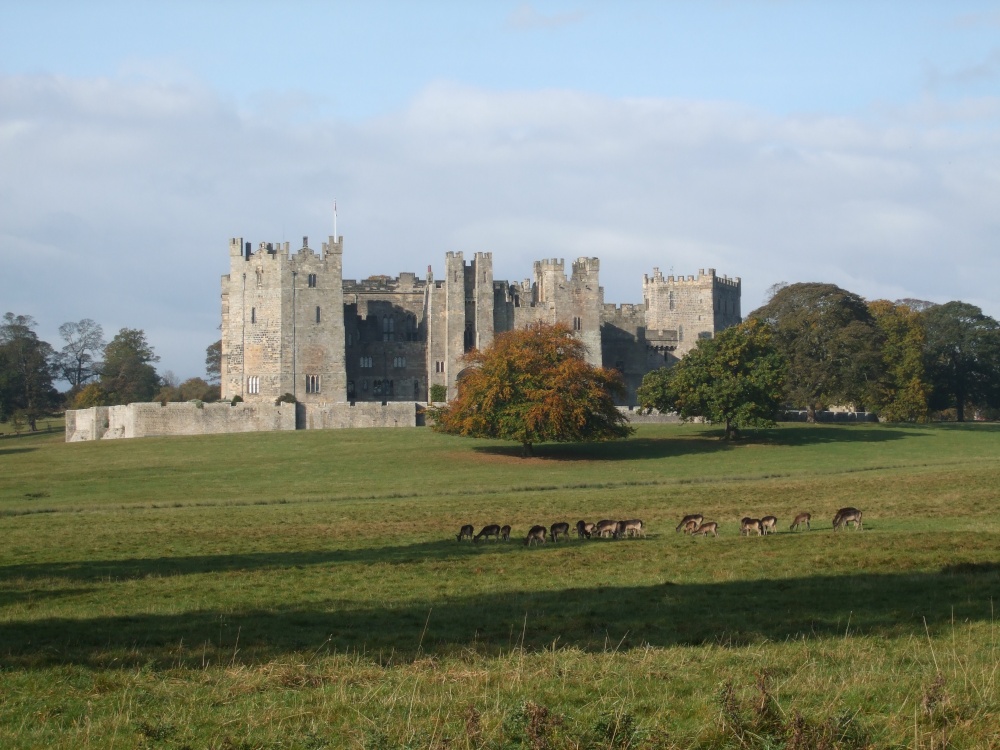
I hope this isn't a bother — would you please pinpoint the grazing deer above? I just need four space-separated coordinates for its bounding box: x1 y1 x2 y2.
676 514 704 533
594 519 618 538
474 524 501 542
760 516 778 535
693 521 718 537
790 512 811 531
525 525 547 546
619 519 644 538
833 507 863 531
457 524 474 542
741 517 763 536
576 520 595 539
500 524 511 541
550 522 571 542
681 518 700 534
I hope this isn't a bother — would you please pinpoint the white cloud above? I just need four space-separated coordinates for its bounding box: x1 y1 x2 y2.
2 73 999 379
507 3 585 31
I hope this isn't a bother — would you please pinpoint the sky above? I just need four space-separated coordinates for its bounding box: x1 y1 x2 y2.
3 1 999 383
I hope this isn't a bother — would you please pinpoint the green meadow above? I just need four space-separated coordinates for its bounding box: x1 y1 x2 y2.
1 422 999 749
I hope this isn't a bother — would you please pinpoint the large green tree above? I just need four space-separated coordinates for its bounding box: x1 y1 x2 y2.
0 313 59 430
430 321 632 455
100 328 161 405
920 301 1000 422
750 282 882 421
205 339 222 384
865 300 930 422
54 318 106 390
637 318 786 440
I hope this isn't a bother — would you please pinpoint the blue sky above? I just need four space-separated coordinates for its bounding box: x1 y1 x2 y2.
3 1 999 381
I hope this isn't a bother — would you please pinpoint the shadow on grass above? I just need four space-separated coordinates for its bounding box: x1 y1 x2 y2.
0 539 534 583
472 426 921 461
2 565 998 669
0 446 38 457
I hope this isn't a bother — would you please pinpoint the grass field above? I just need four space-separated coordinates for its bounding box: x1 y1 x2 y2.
1 422 999 748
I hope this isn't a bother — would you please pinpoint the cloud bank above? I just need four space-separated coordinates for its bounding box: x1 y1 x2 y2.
2 73 998 380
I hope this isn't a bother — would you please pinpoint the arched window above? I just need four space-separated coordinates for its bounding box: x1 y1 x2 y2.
316 306 321 324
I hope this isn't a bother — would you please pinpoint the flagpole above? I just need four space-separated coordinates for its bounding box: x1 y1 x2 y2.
333 200 338 240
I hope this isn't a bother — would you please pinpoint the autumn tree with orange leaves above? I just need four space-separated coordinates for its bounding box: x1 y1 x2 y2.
429 322 632 456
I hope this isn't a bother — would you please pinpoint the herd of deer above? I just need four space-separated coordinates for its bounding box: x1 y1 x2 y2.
456 518 646 546
456 507 863 545
676 507 863 536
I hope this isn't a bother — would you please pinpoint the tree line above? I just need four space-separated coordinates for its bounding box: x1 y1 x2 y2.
638 283 1000 437
0 313 221 433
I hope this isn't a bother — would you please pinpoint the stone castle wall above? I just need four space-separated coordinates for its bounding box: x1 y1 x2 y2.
66 402 297 441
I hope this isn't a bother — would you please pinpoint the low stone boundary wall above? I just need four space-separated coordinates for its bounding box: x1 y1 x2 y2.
616 406 685 424
66 402 297 441
66 400 418 441
780 410 879 423
299 402 417 429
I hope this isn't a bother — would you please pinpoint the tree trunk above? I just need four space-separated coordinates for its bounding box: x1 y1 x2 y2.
806 404 817 423
521 442 534 457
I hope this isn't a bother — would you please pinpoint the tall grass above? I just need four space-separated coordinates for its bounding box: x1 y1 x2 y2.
1 423 999 748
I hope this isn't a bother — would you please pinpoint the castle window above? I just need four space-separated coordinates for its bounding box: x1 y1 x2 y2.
360 356 373 369
393 356 406 369
347 380 355 398
247 375 260 394
316 306 321 324
305 374 321 394
251 307 256 324
347 333 352 346
435 361 444 373
308 273 317 288
363 379 368 392
373 379 382 396
573 316 582 331
668 291 675 311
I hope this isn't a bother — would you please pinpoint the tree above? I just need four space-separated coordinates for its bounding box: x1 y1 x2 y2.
0 313 59 430
205 339 222 384
920 302 1000 422
430 322 632 455
54 318 105 390
637 318 786 439
100 328 161 405
865 300 930 422
750 283 882 422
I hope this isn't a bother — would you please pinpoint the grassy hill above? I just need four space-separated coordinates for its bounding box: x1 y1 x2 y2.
1 423 998 748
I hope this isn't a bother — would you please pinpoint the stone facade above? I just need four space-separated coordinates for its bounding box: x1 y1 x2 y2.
221 235 741 406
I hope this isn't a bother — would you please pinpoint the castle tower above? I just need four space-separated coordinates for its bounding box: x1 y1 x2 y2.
220 234 346 403
643 267 742 357
511 257 603 367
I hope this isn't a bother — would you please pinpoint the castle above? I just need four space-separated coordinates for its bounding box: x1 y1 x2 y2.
220 234 742 406
65 231 741 441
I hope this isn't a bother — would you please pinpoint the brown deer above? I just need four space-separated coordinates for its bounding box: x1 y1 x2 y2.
576 520 595 539
693 521 718 537
550 522 571 542
681 518 700 534
741 517 763 536
676 514 704 533
474 524 501 542
619 519 644 538
789 512 811 531
525 525 547 546
833 507 863 531
594 519 618 538
457 524 474 542
500 524 511 541
760 516 778 535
